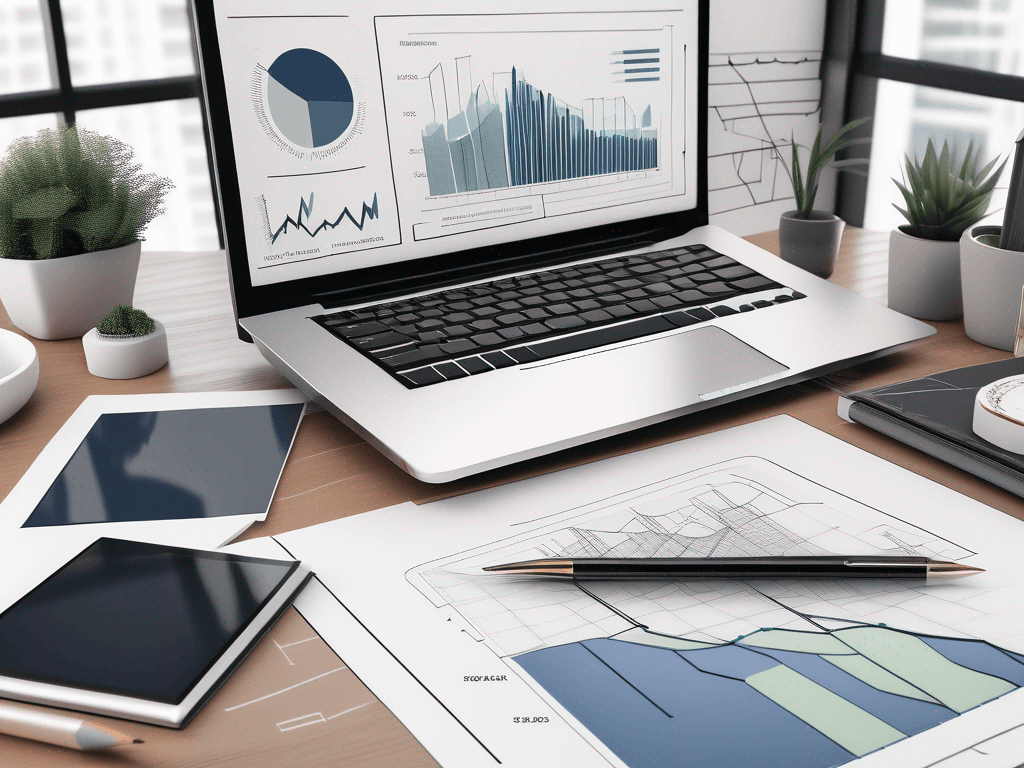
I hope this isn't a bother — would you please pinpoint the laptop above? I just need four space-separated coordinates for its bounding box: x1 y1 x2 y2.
190 0 934 482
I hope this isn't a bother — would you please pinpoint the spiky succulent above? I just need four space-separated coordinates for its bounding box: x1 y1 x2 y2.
893 139 1005 242
780 117 872 218
0 124 173 260
96 305 156 337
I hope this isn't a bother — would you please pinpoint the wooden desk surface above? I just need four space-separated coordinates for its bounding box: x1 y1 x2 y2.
0 227 1017 766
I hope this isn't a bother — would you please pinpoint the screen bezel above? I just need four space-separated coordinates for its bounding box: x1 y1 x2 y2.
190 0 709 328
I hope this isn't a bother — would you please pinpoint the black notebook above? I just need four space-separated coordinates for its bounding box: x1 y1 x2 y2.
838 357 1024 498
0 538 311 727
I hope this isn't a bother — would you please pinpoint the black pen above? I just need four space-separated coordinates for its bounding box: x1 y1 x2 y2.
482 556 984 582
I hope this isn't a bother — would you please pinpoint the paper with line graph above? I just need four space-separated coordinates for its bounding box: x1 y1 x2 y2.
277 416 1024 767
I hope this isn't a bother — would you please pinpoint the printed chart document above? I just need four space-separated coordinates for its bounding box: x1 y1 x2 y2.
275 416 1024 767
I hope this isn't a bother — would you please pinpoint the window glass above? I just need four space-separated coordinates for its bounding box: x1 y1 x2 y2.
61 0 196 86
0 114 60 162
0 1 54 94
862 80 1024 235
74 99 218 251
882 0 1024 78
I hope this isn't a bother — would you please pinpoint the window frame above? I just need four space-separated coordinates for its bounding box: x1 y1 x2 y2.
0 0 225 248
823 0 1024 227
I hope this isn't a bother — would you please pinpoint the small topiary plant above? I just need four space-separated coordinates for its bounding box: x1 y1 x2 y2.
0 124 173 260
96 305 156 337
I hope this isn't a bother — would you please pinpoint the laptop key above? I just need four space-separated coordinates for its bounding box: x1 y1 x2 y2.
687 307 716 321
434 362 468 380
752 300 774 308
704 256 739 269
350 331 413 351
738 304 755 312
573 299 601 311
713 265 756 280
457 356 492 375
526 315 675 360
664 311 700 328
481 351 516 368
445 312 473 324
522 308 550 319
520 296 547 306
700 282 737 295
676 290 707 303
646 282 674 294
417 331 447 343
733 275 778 291
607 304 637 318
652 295 683 309
711 305 739 317
506 346 540 363
627 299 657 313
441 339 477 355
498 326 525 340
331 321 392 338
497 312 527 325
471 332 503 347
580 309 612 323
446 325 472 337
470 319 498 331
401 367 446 387
548 303 576 315
545 315 586 330
520 322 549 336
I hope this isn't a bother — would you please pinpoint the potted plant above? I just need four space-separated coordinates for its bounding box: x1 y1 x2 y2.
82 305 168 380
777 117 871 278
888 139 1004 321
0 124 172 340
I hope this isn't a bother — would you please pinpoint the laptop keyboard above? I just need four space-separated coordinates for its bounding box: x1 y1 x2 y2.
313 244 805 388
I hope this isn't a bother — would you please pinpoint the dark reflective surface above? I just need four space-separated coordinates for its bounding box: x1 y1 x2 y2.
24 403 304 527
0 538 296 703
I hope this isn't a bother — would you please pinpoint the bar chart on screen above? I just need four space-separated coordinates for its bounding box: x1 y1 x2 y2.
375 11 687 241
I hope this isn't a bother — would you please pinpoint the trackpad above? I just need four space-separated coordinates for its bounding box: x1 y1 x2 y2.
676 326 789 399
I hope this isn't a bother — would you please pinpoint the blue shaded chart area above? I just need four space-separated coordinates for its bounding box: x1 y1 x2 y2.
515 625 1024 767
266 48 353 148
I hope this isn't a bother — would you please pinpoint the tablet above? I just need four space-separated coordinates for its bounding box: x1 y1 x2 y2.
0 537 311 727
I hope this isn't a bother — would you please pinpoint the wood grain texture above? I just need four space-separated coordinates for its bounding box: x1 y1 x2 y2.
0 228 1015 766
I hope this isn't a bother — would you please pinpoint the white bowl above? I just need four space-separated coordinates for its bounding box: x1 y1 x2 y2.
0 329 39 425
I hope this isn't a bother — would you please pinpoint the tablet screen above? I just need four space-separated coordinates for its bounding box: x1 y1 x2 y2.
23 403 304 527
0 538 297 703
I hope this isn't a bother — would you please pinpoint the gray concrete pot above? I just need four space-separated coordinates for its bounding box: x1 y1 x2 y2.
778 210 844 279
887 228 962 321
961 224 1024 351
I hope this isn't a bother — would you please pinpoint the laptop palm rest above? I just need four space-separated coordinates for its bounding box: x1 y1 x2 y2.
527 325 789 400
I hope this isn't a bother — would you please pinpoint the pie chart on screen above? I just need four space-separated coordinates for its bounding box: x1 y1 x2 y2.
266 48 354 148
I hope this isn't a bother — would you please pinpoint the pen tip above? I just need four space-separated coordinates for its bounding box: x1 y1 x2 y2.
133 740 144 744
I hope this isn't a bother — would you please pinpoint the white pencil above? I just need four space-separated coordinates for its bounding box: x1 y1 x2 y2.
0 701 142 751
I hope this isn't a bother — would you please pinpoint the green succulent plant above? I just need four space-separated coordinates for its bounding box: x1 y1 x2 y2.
779 117 872 218
893 139 1005 242
96 305 156 337
0 124 173 260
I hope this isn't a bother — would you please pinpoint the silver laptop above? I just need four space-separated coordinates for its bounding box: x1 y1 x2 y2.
191 0 934 482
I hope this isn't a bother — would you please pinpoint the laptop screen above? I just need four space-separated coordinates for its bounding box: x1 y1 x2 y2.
211 1 700 288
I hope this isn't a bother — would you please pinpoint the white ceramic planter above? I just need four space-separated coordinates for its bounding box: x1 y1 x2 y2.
82 319 168 380
0 240 141 340
778 210 845 279
961 224 1024 351
887 228 962 321
0 328 39 425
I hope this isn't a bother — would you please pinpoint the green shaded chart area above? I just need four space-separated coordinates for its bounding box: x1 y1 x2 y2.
265 48 354 148
515 623 1024 767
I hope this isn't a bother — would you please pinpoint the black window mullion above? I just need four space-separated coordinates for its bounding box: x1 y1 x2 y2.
39 0 75 123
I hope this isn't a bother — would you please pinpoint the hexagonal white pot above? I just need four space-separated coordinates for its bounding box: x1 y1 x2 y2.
0 240 141 340
83 319 168 380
